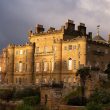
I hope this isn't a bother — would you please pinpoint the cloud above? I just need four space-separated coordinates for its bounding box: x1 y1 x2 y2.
0 0 110 50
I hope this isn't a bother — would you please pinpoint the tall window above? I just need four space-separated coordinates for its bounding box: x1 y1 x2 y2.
16 63 19 72
36 47 39 53
20 50 23 55
64 46 67 50
19 62 23 72
68 45 72 50
44 62 48 71
73 60 76 69
44 46 48 53
36 63 40 72
51 61 54 71
0 67 1 72
16 51 19 55
68 58 72 70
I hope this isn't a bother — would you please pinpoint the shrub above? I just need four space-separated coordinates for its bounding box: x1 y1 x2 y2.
89 89 110 104
23 95 40 106
86 102 103 110
13 87 40 100
67 96 87 106
16 104 34 110
64 86 82 102
0 89 14 102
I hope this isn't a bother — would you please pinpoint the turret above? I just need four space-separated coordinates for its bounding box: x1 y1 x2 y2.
65 19 75 32
78 23 86 36
35 24 44 33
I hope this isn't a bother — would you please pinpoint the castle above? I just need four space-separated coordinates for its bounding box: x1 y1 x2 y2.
0 19 110 85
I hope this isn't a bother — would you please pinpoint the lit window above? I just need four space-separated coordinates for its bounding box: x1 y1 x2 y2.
51 61 54 71
44 62 48 71
68 58 72 70
19 62 23 72
36 63 40 72
68 45 72 50
20 50 23 55
0 67 1 72
16 63 19 72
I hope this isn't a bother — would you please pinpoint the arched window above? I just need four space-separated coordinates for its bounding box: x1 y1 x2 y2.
44 62 48 71
19 61 23 72
36 63 40 72
51 61 54 72
68 58 72 70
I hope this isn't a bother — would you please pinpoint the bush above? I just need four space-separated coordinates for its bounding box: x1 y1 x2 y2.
86 102 103 110
67 96 87 106
23 95 40 106
0 89 14 102
13 87 40 100
64 86 82 102
16 104 34 110
89 89 110 104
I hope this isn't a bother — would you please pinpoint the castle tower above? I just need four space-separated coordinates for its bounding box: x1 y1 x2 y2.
6 44 15 84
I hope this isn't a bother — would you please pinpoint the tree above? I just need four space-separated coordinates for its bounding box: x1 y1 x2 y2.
76 67 91 97
104 63 110 79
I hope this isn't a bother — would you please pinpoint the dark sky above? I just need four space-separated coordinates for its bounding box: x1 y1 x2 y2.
0 0 110 50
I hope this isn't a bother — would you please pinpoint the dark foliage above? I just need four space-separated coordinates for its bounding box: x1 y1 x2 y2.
23 95 40 106
67 96 87 106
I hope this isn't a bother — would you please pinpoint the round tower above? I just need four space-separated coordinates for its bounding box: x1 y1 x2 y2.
5 44 15 84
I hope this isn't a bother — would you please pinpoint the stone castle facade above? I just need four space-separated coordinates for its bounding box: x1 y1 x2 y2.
0 19 110 85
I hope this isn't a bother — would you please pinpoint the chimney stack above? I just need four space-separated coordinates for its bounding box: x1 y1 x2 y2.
35 24 44 33
78 23 86 36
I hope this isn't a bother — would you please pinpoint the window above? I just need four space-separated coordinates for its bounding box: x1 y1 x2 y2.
23 50 26 54
25 64 27 71
68 58 72 70
73 60 76 69
78 52 80 58
78 44 80 49
0 67 1 72
36 63 40 72
105 49 108 54
16 78 18 83
73 45 76 49
68 45 72 50
53 46 56 51
20 50 23 55
51 61 54 71
44 46 48 53
16 63 19 72
64 46 67 50
44 62 48 71
36 47 39 53
19 62 23 72
16 51 19 55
